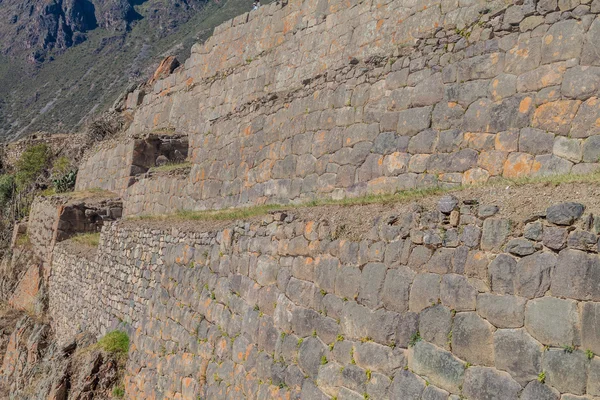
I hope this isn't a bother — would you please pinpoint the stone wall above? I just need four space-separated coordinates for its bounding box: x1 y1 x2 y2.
75 140 135 194
2 132 87 169
86 0 600 216
27 195 123 268
47 196 600 399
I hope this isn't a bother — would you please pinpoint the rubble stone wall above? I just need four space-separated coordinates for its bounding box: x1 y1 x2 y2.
101 0 600 216
48 197 600 399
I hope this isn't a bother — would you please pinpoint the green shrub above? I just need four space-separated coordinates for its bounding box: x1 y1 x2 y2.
97 330 129 356
52 156 71 176
111 385 125 398
15 144 50 190
52 170 77 193
0 174 14 206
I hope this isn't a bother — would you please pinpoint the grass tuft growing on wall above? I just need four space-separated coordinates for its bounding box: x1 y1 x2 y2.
149 162 192 173
71 232 101 247
96 330 130 357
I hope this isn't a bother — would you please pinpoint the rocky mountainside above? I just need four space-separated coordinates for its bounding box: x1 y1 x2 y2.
0 0 256 140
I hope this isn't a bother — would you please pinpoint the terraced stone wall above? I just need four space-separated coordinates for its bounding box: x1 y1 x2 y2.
48 197 600 399
104 0 600 216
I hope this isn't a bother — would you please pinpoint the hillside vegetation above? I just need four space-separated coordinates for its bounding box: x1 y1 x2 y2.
0 0 260 140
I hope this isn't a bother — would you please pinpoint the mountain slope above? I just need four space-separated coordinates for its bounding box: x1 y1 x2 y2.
0 0 257 141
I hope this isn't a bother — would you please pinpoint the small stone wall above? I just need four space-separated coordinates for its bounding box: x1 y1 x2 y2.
27 195 123 267
48 197 600 399
75 140 135 194
2 132 87 169
97 0 600 216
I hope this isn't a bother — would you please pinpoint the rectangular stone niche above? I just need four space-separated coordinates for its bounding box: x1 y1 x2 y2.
129 134 189 176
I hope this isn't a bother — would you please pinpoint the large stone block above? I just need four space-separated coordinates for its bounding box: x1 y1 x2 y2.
381 267 415 313
439 274 477 311
409 273 441 313
541 20 584 64
408 341 465 394
562 66 600 101
514 251 556 299
353 341 404 376
570 97 600 138
551 249 600 301
493 329 543 385
477 293 526 328
520 380 560 400
397 107 432 136
532 100 581 135
419 304 452 350
504 37 542 75
525 297 580 346
489 254 518 295
452 312 495 367
389 370 425 400
481 218 511 251
543 349 588 395
581 302 600 355
589 357 600 396
462 367 521 400
358 263 386 309
519 128 555 155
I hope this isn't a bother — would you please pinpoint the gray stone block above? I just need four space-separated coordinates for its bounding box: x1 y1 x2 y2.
546 202 585 225
358 263 387 309
462 367 521 400
389 369 425 400
581 302 600 355
505 238 539 256
489 254 518 295
520 380 559 400
514 251 555 299
381 267 415 313
519 128 555 155
452 312 495 367
542 20 584 64
353 341 404 375
409 273 440 313
419 304 452 350
440 274 477 311
525 297 580 346
543 349 588 395
551 249 600 301
481 218 511 251
493 328 543 385
477 293 526 328
408 341 465 394
588 357 600 396
543 226 568 250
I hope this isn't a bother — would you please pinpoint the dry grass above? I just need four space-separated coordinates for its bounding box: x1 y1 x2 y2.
149 162 192 173
131 171 600 222
70 232 101 247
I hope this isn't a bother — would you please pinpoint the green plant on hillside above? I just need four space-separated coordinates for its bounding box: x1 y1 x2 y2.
52 170 78 193
52 156 72 176
15 144 50 191
96 330 130 357
0 174 14 206
111 385 125 398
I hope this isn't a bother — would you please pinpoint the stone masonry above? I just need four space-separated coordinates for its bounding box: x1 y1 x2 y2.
48 197 600 399
74 0 600 215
